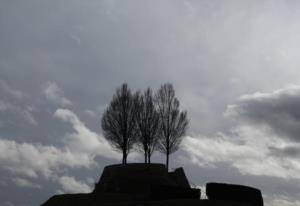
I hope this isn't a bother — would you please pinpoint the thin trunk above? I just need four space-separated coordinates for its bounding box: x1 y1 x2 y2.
123 138 127 165
148 151 151 164
144 151 147 163
166 152 169 171
122 149 126 164
166 137 170 171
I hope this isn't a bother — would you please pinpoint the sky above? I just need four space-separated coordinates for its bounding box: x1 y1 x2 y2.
1 0 300 205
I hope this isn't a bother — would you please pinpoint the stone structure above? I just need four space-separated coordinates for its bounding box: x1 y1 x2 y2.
41 163 200 206
206 182 264 206
41 164 264 206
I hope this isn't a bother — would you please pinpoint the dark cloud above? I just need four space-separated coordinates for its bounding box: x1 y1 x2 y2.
226 85 300 142
269 145 300 158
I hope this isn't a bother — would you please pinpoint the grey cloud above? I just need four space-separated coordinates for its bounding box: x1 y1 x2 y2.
12 177 41 189
0 80 24 100
84 109 97 118
0 100 37 126
2 0 300 136
44 82 72 107
225 85 300 142
3 0 300 205
0 100 11 112
1 201 14 206
269 145 300 158
22 110 38 126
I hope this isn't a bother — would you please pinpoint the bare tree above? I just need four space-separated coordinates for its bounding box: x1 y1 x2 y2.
135 88 160 164
155 83 188 170
101 83 137 164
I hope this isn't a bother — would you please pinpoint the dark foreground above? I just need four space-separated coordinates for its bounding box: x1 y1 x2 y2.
41 164 263 206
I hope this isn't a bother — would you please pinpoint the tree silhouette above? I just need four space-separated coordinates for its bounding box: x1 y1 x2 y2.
155 83 188 170
101 83 137 164
135 88 160 164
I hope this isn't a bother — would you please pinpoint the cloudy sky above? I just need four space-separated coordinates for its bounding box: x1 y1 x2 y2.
1 0 300 205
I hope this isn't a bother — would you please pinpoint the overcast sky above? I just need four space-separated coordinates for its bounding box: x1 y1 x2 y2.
2 0 300 205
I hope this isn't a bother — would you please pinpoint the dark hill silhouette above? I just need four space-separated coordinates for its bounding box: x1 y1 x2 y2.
41 163 263 206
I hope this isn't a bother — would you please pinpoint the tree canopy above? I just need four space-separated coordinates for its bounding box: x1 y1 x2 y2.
101 83 188 169
101 83 137 164
135 88 160 164
155 83 188 170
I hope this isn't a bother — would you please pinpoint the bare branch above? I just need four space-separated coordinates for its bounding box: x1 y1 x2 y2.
135 88 160 163
155 83 188 170
101 83 138 164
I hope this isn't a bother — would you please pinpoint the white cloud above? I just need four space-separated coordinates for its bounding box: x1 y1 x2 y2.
54 108 120 160
0 108 120 193
182 125 300 180
266 195 300 206
0 138 91 178
0 105 143 197
194 185 207 199
44 82 72 107
185 85 300 180
181 85 300 205
12 177 40 189
57 176 91 193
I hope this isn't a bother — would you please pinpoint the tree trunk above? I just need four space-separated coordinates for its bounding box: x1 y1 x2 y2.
166 138 169 171
144 151 147 163
166 145 169 171
148 152 151 164
166 153 169 171
123 138 128 164
122 149 126 164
